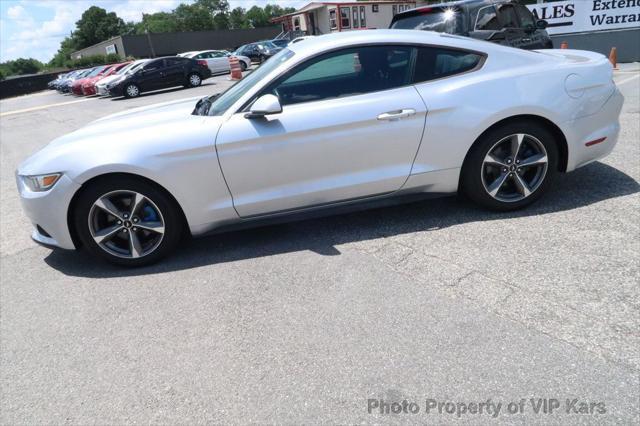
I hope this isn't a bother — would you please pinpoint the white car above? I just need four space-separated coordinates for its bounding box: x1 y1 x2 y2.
16 30 623 266
96 59 149 96
180 50 251 73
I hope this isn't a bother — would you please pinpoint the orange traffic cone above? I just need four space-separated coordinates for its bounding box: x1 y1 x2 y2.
560 41 568 49
228 56 242 81
609 47 619 70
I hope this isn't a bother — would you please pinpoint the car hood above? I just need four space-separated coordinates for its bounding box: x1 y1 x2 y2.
18 96 212 176
97 74 121 86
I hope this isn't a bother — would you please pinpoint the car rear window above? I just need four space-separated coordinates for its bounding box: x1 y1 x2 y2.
413 47 483 83
390 7 464 34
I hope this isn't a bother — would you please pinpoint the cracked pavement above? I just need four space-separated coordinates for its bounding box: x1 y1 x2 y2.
1 67 639 423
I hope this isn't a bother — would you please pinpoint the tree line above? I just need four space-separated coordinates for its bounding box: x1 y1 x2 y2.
1 0 295 78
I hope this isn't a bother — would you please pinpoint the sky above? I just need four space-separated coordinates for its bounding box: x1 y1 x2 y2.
0 0 311 63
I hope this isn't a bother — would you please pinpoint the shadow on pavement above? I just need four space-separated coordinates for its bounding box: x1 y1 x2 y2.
45 162 639 278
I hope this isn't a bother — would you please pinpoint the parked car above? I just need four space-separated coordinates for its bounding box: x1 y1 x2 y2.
17 30 622 266
234 41 282 63
71 65 108 95
179 50 251 73
96 59 149 96
390 0 553 50
48 73 69 90
107 56 212 98
57 69 91 93
82 62 131 96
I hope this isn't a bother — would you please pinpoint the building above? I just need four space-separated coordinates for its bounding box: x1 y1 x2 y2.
71 27 281 60
525 0 639 62
272 1 416 36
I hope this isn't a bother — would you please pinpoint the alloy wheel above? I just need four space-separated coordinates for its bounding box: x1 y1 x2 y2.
126 85 139 97
88 190 165 259
481 133 549 202
189 74 201 86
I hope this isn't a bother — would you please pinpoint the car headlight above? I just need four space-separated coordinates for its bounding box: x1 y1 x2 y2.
21 173 62 192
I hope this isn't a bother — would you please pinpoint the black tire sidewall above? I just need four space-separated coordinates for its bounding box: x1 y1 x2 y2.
74 176 184 266
240 61 247 71
461 121 559 211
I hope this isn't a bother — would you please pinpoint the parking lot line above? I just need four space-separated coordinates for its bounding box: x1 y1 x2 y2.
0 97 95 117
615 73 640 86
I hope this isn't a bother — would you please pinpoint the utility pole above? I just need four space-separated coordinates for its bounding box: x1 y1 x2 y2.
144 24 156 58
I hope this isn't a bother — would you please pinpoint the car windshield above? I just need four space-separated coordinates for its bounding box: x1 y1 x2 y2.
115 62 134 75
390 7 463 34
86 66 105 77
206 49 295 116
126 61 147 74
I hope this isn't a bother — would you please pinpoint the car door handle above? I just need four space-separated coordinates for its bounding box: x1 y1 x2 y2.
522 38 532 42
377 109 416 121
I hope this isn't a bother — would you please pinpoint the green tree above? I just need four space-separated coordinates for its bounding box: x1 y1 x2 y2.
229 7 248 29
73 6 126 49
174 4 215 31
0 58 43 76
245 6 270 28
137 12 179 34
49 36 77 68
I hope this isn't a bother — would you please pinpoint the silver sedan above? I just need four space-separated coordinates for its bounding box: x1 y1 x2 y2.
16 30 623 266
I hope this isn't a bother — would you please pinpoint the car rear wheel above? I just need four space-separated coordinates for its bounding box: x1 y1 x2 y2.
74 176 184 266
240 61 247 71
461 121 559 211
124 83 140 98
187 73 202 87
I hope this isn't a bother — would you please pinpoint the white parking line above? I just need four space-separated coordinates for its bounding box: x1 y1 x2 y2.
615 74 640 86
0 97 95 117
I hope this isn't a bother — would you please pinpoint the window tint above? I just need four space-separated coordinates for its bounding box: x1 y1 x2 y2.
497 4 519 28
515 4 535 28
413 47 482 83
144 60 162 71
266 45 413 106
475 5 500 30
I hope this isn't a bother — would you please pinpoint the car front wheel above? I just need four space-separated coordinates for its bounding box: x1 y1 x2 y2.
123 83 140 98
461 121 559 211
74 176 184 266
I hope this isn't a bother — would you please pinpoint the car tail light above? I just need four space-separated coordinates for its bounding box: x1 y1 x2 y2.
197 60 207 67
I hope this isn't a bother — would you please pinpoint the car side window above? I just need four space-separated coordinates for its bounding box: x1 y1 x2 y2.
144 60 162 71
497 4 519 28
264 45 413 106
475 5 500 31
413 47 483 83
514 4 535 29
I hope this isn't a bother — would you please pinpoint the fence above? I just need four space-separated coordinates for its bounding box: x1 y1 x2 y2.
0 72 63 99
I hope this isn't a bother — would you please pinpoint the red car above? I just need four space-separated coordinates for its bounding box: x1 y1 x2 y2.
71 65 109 95
82 62 131 95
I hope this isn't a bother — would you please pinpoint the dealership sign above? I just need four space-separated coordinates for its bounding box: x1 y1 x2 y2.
526 0 640 35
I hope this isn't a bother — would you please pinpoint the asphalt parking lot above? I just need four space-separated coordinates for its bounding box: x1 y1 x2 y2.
1 66 639 423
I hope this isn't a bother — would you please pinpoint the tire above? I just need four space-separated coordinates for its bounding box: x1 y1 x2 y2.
73 176 184 266
187 73 202 88
123 83 140 98
460 120 559 211
240 61 247 71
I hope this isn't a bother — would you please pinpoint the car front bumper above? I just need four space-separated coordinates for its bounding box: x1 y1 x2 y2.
17 173 81 250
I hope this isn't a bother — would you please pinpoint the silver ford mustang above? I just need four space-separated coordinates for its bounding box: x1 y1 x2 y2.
17 30 623 266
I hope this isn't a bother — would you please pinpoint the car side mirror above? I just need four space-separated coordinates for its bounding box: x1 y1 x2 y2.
245 94 282 119
536 19 548 30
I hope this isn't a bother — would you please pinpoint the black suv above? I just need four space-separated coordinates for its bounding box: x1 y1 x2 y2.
390 0 552 50
108 56 212 98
